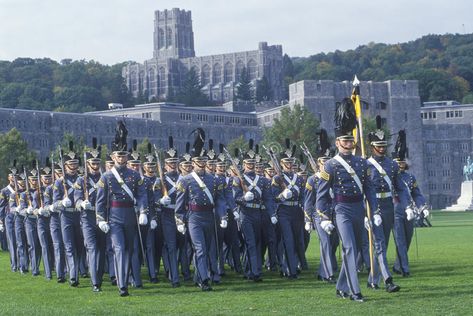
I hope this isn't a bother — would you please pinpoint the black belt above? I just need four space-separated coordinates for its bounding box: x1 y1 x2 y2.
335 195 363 203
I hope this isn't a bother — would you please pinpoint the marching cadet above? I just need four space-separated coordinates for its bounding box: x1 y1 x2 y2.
304 129 339 283
24 163 42 276
140 143 160 284
156 136 183 287
392 130 428 277
126 141 152 288
271 139 305 280
216 145 241 274
35 159 54 280
74 138 106 292
175 128 228 291
255 148 278 272
316 97 378 302
9 171 29 274
104 152 117 285
366 116 406 292
53 141 82 287
95 121 149 297
206 139 225 282
45 162 66 283
233 140 276 282
0 163 19 273
176 142 193 281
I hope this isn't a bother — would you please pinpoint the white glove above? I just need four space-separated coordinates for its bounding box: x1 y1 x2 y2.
139 213 148 226
220 219 228 228
405 207 415 221
81 200 93 210
177 224 186 235
243 191 254 201
373 214 382 226
19 208 27 216
10 207 17 214
38 207 48 217
304 221 312 232
321 220 335 234
48 204 55 213
98 221 110 234
282 188 293 200
0 222 4 232
27 206 34 215
160 196 171 206
233 210 240 220
61 198 72 208
423 209 430 217
364 216 371 231
150 219 158 230
271 216 278 225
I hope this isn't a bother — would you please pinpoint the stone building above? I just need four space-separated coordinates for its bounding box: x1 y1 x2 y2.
420 101 473 209
122 8 284 104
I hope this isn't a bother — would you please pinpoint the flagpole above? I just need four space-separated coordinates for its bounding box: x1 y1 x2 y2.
352 75 375 281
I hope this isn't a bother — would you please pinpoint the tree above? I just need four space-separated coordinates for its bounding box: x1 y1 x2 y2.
262 104 320 158
226 135 248 161
0 128 37 187
235 67 253 101
255 76 271 103
172 68 212 107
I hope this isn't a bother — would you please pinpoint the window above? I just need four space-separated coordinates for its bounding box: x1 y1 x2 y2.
141 113 151 119
201 64 211 86
362 101 369 110
224 62 233 83
404 112 408 122
214 115 225 124
455 110 463 117
196 114 208 122
228 117 240 124
428 170 436 177
429 183 437 190
442 170 451 177
213 63 222 83
376 102 387 110
179 113 192 121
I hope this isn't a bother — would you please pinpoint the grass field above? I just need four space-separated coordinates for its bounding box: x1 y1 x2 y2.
1 211 472 315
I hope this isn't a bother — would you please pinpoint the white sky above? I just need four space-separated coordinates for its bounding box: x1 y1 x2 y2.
0 0 471 65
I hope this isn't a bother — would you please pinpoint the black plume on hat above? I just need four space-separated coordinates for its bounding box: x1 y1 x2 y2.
85 137 102 160
217 143 226 163
128 139 140 162
41 157 53 176
190 128 206 158
112 120 128 152
8 160 18 176
334 98 357 138
242 139 257 162
280 138 296 160
392 130 407 161
207 139 216 160
181 142 192 163
165 136 178 160
64 141 79 162
368 115 387 145
317 128 331 158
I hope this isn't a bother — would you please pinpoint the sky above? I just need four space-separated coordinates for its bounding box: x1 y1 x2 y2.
0 0 471 65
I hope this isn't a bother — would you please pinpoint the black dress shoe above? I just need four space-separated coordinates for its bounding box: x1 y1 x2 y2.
367 282 380 290
135 284 144 289
119 288 129 297
336 290 350 299
57 277 66 283
385 278 401 293
392 266 402 275
318 275 336 284
81 273 89 278
150 277 159 284
172 282 181 288
287 274 298 280
200 280 212 291
92 285 101 292
70 279 79 287
111 276 117 286
402 272 410 278
253 275 263 282
350 293 364 302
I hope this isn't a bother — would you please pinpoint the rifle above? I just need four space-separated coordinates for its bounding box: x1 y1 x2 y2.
23 166 33 209
36 160 43 209
262 144 286 189
153 144 168 197
83 152 89 201
222 147 248 192
300 142 318 174
10 163 21 209
58 146 69 199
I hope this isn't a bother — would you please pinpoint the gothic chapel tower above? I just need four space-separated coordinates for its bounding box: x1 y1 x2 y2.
153 8 195 59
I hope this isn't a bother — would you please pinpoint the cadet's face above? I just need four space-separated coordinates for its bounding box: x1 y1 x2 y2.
41 176 52 186
255 165 264 174
129 163 141 172
105 161 114 171
88 161 101 173
265 169 275 178
166 162 177 172
373 145 386 156
180 163 193 174
143 164 156 175
193 160 206 172
282 161 293 171
112 154 128 166
65 162 78 175
206 163 216 173
244 162 255 172
336 139 354 153
398 161 406 170
29 178 38 189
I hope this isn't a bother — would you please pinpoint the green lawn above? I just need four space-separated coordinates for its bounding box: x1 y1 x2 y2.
1 211 472 315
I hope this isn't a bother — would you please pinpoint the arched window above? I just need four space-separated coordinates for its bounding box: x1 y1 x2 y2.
158 28 165 49
166 27 173 47
158 67 166 95
148 68 156 96
235 60 245 81
247 59 257 80
201 64 211 86
213 63 222 83
224 62 233 83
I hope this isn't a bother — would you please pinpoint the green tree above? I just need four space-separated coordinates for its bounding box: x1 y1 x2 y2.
0 128 37 187
172 68 212 106
262 104 320 158
226 135 248 161
255 76 271 103
235 67 253 101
